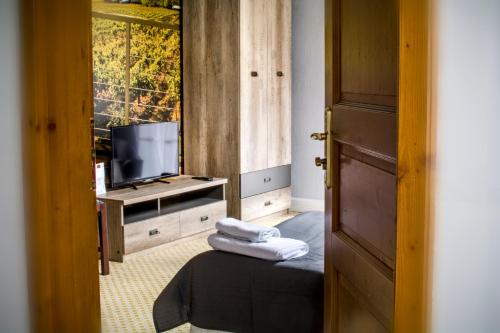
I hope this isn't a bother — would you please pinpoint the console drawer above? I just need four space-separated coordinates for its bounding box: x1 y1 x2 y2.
240 165 291 198
180 201 227 237
124 213 180 254
241 187 291 221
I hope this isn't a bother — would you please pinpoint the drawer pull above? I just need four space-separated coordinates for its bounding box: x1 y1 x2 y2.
200 216 209 222
251 71 258 77
149 229 160 236
264 177 272 183
264 201 272 207
277 71 284 77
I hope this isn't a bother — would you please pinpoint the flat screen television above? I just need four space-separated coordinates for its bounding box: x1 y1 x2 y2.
111 122 179 188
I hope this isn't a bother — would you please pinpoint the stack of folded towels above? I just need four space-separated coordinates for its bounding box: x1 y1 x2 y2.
208 218 309 261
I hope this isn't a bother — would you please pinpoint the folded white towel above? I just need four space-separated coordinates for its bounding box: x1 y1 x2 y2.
208 234 309 261
215 217 281 242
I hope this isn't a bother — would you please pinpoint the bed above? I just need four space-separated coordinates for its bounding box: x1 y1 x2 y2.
153 211 324 333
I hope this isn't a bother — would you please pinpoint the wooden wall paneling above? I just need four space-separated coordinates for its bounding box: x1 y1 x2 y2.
268 0 292 168
22 0 100 331
183 0 241 217
394 0 431 331
239 0 269 173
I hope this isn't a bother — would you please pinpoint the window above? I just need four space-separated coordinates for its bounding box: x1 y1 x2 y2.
92 0 181 148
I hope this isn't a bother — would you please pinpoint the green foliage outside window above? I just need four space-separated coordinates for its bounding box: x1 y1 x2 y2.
92 1 181 142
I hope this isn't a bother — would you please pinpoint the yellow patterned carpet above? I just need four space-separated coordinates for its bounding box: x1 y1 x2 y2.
100 212 297 333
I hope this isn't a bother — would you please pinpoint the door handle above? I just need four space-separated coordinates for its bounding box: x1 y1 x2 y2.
311 107 332 189
311 132 327 141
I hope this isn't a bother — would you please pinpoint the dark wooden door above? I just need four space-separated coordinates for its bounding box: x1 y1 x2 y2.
323 0 398 332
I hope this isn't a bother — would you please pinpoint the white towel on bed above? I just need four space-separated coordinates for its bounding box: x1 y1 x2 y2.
208 233 309 261
215 217 281 242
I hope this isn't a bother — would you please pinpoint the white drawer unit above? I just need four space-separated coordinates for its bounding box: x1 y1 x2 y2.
241 187 292 221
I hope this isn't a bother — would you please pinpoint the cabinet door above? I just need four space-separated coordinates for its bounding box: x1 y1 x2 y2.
268 0 292 168
240 0 269 173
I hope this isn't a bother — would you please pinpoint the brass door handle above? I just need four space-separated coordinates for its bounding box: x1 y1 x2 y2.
311 107 333 189
315 157 327 169
311 132 327 141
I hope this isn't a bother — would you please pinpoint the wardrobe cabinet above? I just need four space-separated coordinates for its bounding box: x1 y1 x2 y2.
183 0 292 219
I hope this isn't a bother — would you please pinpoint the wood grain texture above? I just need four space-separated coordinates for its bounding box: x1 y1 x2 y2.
240 0 269 173
241 187 291 221
325 0 398 331
394 0 430 332
268 0 292 168
180 201 227 237
340 0 398 107
340 156 397 269
105 201 125 262
183 0 242 218
22 0 100 331
338 276 389 333
97 175 228 205
324 0 341 330
332 233 394 330
124 213 180 254
183 0 292 219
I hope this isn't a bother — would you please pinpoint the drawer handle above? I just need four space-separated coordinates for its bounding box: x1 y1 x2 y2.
264 177 272 183
264 201 272 207
149 229 160 237
251 71 258 77
277 71 284 77
200 216 209 222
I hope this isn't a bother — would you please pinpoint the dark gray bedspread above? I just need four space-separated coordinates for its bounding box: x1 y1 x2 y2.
153 211 324 333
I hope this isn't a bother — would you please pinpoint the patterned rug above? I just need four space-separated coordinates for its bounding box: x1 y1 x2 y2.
100 212 297 333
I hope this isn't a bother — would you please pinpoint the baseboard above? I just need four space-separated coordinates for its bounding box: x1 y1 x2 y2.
291 197 324 212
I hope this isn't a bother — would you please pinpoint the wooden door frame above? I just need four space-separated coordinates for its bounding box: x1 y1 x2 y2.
22 0 101 332
22 0 430 331
324 0 431 332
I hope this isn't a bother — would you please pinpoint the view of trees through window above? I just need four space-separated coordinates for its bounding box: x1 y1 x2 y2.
92 0 181 147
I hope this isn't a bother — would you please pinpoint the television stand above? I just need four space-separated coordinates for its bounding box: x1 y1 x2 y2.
97 175 228 262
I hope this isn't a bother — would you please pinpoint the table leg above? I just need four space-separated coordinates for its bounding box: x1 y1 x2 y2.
98 202 110 275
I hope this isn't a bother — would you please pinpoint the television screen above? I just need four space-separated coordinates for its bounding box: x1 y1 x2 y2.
111 122 179 187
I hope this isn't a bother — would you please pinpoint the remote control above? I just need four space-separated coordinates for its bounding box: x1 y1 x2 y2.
192 176 214 181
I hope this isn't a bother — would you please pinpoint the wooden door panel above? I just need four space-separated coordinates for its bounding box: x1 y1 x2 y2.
268 0 292 168
331 233 394 328
325 0 398 331
332 105 397 159
338 277 389 333
340 0 398 107
240 0 269 173
340 156 396 268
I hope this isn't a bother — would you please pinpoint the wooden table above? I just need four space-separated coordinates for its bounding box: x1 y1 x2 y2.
97 200 109 275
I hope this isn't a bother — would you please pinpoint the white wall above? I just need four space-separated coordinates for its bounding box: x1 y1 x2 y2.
431 1 500 332
291 0 325 212
0 0 30 332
